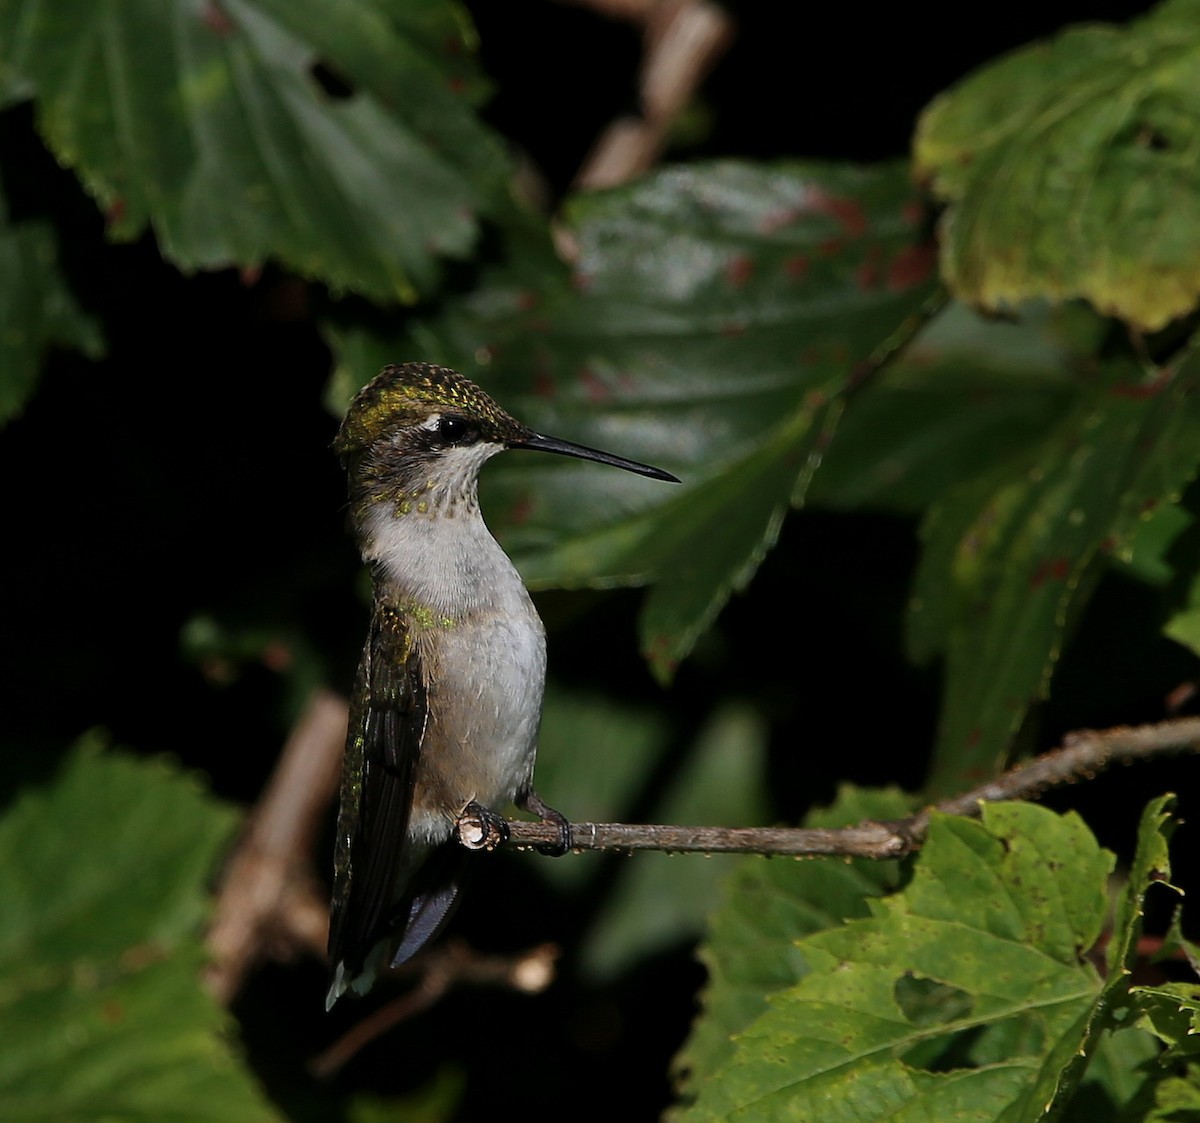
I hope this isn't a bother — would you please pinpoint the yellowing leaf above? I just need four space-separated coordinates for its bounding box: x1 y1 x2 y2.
916 0 1200 330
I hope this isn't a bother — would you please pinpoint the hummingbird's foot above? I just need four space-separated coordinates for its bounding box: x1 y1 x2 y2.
516 789 574 856
456 801 511 852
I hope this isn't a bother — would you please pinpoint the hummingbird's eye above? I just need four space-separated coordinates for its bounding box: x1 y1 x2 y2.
435 415 471 445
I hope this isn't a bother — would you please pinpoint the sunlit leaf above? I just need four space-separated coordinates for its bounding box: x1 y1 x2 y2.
915 0 1200 331
678 803 1127 1121
673 786 913 1101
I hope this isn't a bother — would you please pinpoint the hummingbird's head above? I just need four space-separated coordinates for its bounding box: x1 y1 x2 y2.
336 363 524 464
337 362 677 520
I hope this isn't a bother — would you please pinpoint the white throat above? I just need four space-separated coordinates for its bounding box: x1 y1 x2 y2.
361 443 526 618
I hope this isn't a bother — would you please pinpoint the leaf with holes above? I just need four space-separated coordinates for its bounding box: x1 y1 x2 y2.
675 801 1188 1122
915 0 1200 331
0 0 508 301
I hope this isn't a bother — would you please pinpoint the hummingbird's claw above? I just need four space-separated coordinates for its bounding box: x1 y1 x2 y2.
517 789 573 856
457 801 511 851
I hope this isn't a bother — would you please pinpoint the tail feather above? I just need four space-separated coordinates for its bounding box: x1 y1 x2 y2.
391 875 462 968
327 841 471 1007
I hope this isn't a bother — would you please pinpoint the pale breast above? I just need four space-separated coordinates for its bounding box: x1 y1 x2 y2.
368 502 548 836
421 603 546 800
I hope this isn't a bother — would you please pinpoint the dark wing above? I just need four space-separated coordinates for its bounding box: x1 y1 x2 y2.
327 600 427 997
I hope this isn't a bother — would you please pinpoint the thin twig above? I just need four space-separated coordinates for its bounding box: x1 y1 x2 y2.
565 0 733 192
548 0 735 262
205 689 347 1003
485 717 1200 859
309 940 558 1077
206 698 1200 1023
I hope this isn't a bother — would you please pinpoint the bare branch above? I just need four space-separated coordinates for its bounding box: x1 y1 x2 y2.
205 689 347 1003
932 717 1200 814
486 717 1200 860
207 694 1200 1020
568 0 735 192
309 940 558 1077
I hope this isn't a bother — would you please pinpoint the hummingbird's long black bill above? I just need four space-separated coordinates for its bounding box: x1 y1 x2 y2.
512 432 680 483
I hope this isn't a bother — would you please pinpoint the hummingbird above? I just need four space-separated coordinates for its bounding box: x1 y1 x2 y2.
326 361 678 1007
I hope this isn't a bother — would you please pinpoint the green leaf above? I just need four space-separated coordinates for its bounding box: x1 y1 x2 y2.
0 0 507 302
0 211 102 424
809 301 1083 514
1131 983 1200 1062
1138 1069 1200 1122
348 1068 463 1123
575 703 771 980
329 160 938 677
0 739 280 1122
1111 796 1180 981
915 0 1200 331
673 786 912 1103
1164 563 1200 655
911 357 1200 794
633 396 844 680
1063 1023 1163 1123
677 803 1121 1122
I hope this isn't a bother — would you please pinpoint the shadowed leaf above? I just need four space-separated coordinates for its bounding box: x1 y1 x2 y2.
328 160 937 678
0 0 508 301
0 205 102 424
910 355 1200 794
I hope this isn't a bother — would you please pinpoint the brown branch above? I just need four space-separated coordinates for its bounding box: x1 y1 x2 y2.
564 0 735 192
286 714 1199 1067
309 940 558 1078
474 717 1200 860
205 688 347 1004
206 694 1200 1020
